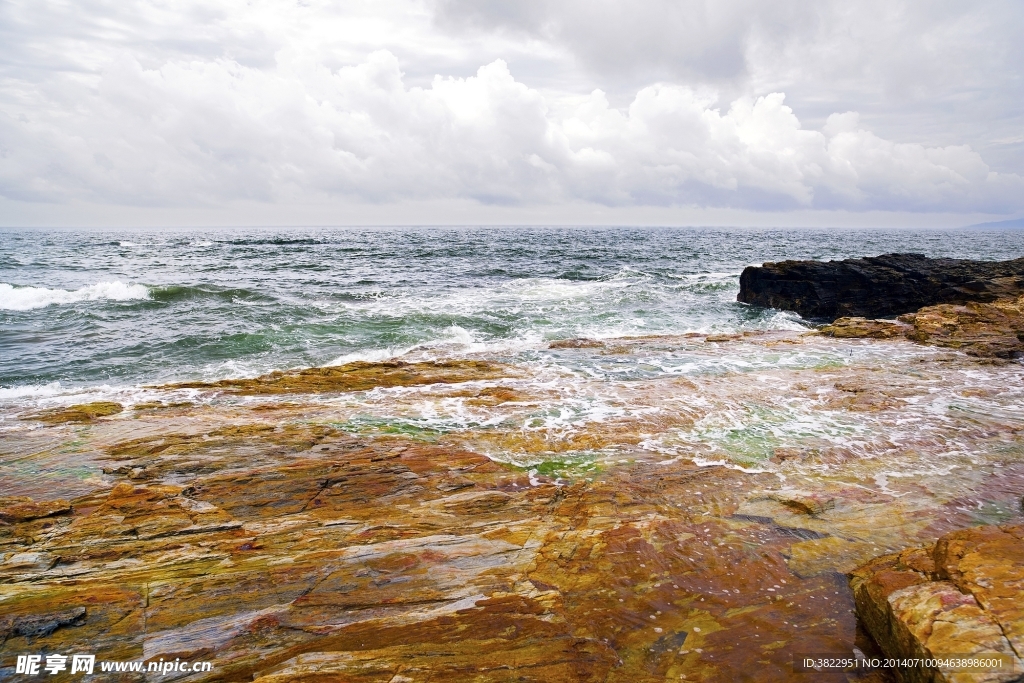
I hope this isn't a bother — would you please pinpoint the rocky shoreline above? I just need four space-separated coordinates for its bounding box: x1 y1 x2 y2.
743 253 1024 681
740 253 1024 358
1 256 1022 682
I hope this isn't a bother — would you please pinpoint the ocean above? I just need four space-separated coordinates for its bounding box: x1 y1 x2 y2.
3 226 1023 393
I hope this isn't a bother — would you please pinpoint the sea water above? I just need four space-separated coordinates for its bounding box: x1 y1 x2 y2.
3 226 1023 395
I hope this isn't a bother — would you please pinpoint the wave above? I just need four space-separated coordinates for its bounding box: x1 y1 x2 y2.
0 281 150 311
325 325 546 367
148 284 274 304
224 237 328 246
0 381 67 401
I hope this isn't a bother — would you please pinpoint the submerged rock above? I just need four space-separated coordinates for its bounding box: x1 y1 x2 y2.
849 523 1024 682
738 253 1024 320
549 337 606 349
162 359 514 395
24 401 123 423
3 346 1023 681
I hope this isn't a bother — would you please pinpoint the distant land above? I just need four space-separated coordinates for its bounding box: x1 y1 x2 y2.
964 217 1024 229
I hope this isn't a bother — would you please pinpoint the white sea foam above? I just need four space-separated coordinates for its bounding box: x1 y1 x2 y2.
691 457 770 474
325 326 546 367
0 382 66 401
0 281 150 311
667 272 737 282
336 273 648 320
327 347 415 366
0 382 147 412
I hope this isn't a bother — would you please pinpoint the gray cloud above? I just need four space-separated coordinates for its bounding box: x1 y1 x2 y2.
433 1 1024 169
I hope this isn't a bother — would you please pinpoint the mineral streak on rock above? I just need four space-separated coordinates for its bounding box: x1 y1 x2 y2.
0 447 867 682
849 524 1024 683
738 253 1024 320
0 606 87 640
820 295 1024 358
161 359 514 395
901 295 1024 358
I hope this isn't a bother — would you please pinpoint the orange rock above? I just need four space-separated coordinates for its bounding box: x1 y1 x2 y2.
0 497 71 523
817 295 1024 358
820 317 909 339
900 295 1024 358
24 401 123 423
549 338 606 349
850 524 1024 682
162 359 515 395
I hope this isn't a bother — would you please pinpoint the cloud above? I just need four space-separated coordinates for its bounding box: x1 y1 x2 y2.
0 0 1021 220
432 0 1024 171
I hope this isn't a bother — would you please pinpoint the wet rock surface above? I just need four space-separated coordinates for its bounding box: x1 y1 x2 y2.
2 334 1022 681
162 360 514 395
849 524 1024 682
820 295 1024 358
0 438 876 681
24 401 124 424
738 253 1024 320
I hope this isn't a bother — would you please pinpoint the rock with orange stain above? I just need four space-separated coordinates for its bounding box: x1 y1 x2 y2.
820 294 1024 358
23 401 124 423
0 426 882 682
819 317 909 339
849 523 1024 683
900 295 1024 358
0 496 71 523
162 359 514 394
6 346 1023 681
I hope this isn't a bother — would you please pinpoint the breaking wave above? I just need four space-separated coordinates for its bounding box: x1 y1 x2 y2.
0 281 150 311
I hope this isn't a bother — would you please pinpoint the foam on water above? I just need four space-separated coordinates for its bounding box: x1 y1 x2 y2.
0 381 67 400
215 332 1020 478
0 281 150 311
327 347 418 366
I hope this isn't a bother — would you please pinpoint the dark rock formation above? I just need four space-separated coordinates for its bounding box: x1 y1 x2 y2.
738 253 1024 320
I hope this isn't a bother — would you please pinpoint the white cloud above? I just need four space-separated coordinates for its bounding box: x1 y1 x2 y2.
0 0 1021 222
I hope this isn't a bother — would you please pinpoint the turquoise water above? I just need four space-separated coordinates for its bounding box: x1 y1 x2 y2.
2 227 1023 397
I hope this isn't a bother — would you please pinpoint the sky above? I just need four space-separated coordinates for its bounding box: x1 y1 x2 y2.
1 0 1022 227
